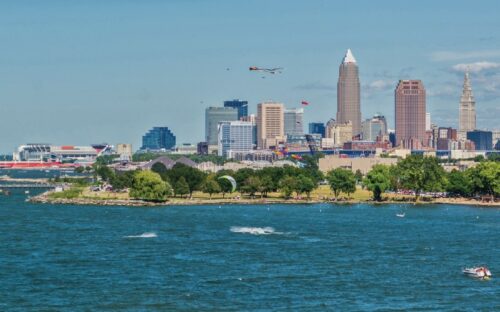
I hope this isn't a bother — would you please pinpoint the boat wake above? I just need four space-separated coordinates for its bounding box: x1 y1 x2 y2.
230 226 281 235
124 232 157 238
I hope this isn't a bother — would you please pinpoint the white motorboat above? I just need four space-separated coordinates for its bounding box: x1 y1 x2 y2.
396 212 405 218
463 267 492 279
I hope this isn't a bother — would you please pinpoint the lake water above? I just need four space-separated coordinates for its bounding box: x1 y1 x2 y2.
1 187 499 311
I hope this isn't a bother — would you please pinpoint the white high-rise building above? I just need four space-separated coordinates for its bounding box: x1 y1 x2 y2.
426 112 431 131
217 121 254 158
284 108 304 136
459 71 476 133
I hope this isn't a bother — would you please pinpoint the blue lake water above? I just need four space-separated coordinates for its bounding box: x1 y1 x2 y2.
0 188 499 311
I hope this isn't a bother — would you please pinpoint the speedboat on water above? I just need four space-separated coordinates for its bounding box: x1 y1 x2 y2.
463 267 492 279
396 212 405 218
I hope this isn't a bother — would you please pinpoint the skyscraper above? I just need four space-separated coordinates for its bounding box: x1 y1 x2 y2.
284 108 304 136
395 80 426 148
141 127 176 150
217 121 254 158
337 49 361 136
205 107 238 145
224 99 248 120
257 102 284 149
459 71 476 133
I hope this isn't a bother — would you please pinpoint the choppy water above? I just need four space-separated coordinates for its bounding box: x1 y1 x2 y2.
0 188 499 311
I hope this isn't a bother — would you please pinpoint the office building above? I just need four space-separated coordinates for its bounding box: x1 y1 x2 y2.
325 119 353 147
197 142 209 155
257 102 285 149
116 144 133 161
426 112 431 131
309 122 326 138
337 49 361 136
395 80 426 148
436 127 458 150
459 71 476 133
224 99 248 120
141 127 176 151
218 121 254 158
361 114 387 141
467 130 493 150
284 108 304 136
205 107 238 145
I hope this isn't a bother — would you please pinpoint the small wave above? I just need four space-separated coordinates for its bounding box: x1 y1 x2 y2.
124 232 157 238
230 226 280 235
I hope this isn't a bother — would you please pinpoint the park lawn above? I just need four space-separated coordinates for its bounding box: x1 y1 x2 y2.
81 188 130 200
48 187 84 199
169 185 372 201
54 184 373 203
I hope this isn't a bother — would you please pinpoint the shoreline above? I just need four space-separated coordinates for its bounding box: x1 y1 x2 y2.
28 191 500 207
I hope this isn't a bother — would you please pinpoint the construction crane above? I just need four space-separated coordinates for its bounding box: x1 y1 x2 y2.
304 134 318 155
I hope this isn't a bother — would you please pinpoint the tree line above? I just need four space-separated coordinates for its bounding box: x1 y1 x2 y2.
92 154 499 202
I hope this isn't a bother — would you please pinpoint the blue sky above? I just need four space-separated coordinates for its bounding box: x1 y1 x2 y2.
1 0 499 153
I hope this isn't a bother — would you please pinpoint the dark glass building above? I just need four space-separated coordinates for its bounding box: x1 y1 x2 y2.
197 142 209 155
141 127 176 150
224 99 248 120
467 130 493 150
308 122 326 138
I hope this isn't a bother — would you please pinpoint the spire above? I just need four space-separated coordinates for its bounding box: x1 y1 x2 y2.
342 48 357 63
461 69 474 101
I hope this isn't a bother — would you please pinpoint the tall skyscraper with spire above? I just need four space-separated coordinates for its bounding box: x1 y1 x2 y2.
459 70 476 133
337 49 361 136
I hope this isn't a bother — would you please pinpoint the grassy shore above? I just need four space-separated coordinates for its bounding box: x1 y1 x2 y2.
32 185 499 207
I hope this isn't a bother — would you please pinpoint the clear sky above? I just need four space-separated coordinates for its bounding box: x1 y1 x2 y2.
1 0 499 153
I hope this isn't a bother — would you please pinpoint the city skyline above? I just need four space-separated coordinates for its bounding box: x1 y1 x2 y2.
1 1 499 152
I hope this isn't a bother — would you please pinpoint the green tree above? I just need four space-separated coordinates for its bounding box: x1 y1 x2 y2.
234 168 255 191
446 169 472 197
279 176 296 199
74 166 85 174
94 155 119 166
259 175 275 198
364 164 392 201
354 169 363 185
300 154 324 183
168 163 206 197
487 153 500 162
466 161 500 198
151 162 169 182
474 155 485 162
93 164 115 182
110 170 136 191
130 171 172 202
240 176 261 197
326 168 356 200
202 176 221 199
174 176 190 198
296 174 316 199
396 155 447 201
